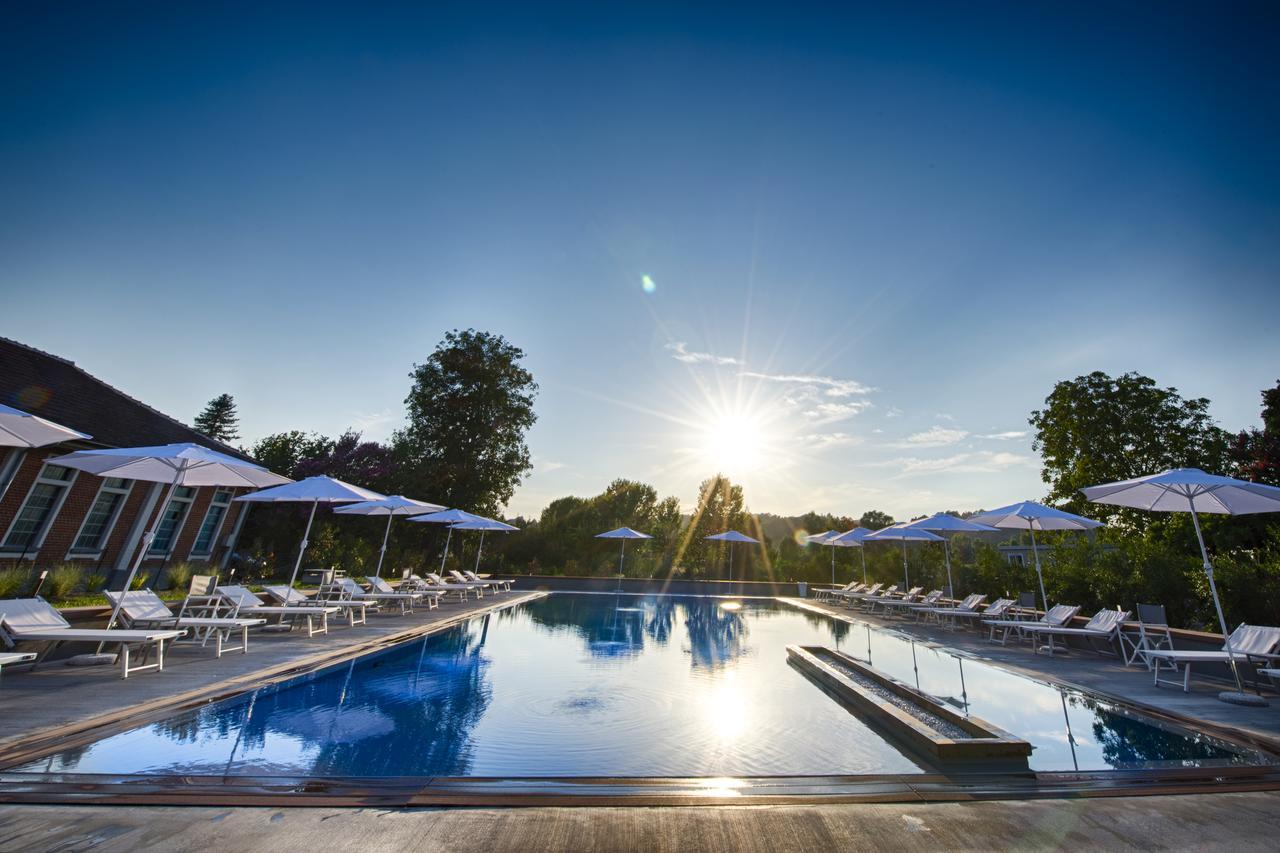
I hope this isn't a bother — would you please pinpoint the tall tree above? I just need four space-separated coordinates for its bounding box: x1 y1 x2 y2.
858 510 895 530
249 431 333 477
394 329 538 515
295 430 396 492
1030 371 1229 523
194 393 240 442
1229 380 1280 486
681 474 748 578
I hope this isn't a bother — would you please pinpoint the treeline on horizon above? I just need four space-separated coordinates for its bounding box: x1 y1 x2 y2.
201 330 1279 632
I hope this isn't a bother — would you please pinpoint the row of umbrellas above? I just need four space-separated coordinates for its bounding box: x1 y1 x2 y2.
6 403 1280 705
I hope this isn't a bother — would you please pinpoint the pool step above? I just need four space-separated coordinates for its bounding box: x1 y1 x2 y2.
787 645 1032 773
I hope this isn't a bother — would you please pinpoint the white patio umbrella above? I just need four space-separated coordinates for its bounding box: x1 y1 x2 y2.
832 527 873 584
333 495 444 578
46 443 291 648
969 501 1103 616
900 513 998 599
0 403 93 502
452 517 520 573
704 530 759 582
407 508 489 572
864 524 943 591
0 403 91 448
596 527 652 580
1082 468 1280 706
805 530 845 585
236 476 385 590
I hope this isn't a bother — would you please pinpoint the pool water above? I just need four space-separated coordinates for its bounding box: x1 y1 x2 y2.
12 594 1271 779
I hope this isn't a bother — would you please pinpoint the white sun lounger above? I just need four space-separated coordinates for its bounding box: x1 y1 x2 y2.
0 597 184 678
367 576 439 610
263 585 371 627
816 582 864 603
105 589 265 657
430 572 488 598
0 650 37 684
328 577 420 615
985 604 1081 646
940 597 1014 631
878 589 943 616
464 570 511 592
216 585 337 637
449 570 495 595
1020 608 1132 656
1118 603 1174 668
867 586 922 614
918 593 988 627
403 573 472 602
832 583 882 605
1142 624 1280 694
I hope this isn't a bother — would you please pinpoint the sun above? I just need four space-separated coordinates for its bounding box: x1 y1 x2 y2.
700 411 769 476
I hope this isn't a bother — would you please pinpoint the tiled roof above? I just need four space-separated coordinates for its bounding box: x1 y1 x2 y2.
0 336 254 461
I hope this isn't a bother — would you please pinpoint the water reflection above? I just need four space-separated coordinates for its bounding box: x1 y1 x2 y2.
682 601 748 671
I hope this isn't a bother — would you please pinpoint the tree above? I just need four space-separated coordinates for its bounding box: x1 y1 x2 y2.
858 510 895 530
1030 371 1229 523
394 330 538 515
1229 380 1280 486
249 431 333 477
681 474 749 578
194 393 240 442
295 430 396 493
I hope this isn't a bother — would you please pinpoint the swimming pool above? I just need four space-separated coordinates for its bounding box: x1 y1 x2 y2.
7 594 1273 780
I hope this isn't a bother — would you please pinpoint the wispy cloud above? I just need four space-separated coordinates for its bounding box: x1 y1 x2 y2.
977 430 1029 441
350 408 397 440
884 406 904 419
532 455 568 473
665 341 743 366
798 432 862 450
803 400 874 424
887 451 1035 476
891 426 969 448
740 370 874 398
935 412 956 422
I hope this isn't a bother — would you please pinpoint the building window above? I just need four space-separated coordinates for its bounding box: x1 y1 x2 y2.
148 486 196 555
1 463 77 553
70 477 132 554
191 489 232 556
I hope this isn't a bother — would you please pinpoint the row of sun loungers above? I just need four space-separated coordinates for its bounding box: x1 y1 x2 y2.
813 582 1280 697
0 569 513 681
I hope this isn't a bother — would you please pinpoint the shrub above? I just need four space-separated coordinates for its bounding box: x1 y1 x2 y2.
165 562 194 592
43 564 85 601
0 566 30 598
130 572 149 590
86 573 106 593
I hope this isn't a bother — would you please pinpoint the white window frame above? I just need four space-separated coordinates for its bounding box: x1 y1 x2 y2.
0 462 79 557
189 488 233 559
67 477 134 559
147 486 196 558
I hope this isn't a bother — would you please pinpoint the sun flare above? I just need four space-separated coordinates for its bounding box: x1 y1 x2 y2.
702 413 768 475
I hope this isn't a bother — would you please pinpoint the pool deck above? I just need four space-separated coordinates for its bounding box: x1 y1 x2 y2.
0 588 545 763
3 792 1279 852
781 597 1280 749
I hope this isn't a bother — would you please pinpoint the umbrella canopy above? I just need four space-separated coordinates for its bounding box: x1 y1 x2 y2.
596 527 653 584
0 403 91 448
969 501 1102 615
450 517 520 573
832 527 872 583
901 513 998 598
47 442 291 640
806 530 845 585
1082 468 1280 706
596 527 653 540
704 530 759 582
333 495 445 578
236 476 386 589
407 508 491 572
865 525 944 591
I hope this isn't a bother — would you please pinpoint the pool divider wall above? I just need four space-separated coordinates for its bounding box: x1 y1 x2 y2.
787 645 1033 773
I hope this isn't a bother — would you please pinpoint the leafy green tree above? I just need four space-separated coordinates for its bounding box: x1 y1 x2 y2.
1229 380 1280 486
249 431 333 477
194 393 240 443
394 330 537 516
858 509 895 530
681 475 749 579
1030 371 1229 524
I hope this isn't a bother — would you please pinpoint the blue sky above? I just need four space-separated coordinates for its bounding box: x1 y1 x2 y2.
3 2 1278 519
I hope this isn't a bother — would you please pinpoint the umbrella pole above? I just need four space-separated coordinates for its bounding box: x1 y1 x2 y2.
1188 501 1254 703
860 546 867 584
830 544 836 585
98 468 184 651
943 539 954 600
901 539 909 590
374 513 394 578
475 531 486 572
1030 526 1048 615
285 501 319 590
439 526 453 572
729 543 734 583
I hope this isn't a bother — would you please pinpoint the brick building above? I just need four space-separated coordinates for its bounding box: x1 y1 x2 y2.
0 337 257 586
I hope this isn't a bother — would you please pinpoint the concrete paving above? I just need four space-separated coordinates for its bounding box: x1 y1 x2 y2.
0 589 542 755
2 793 1279 852
784 598 1280 747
